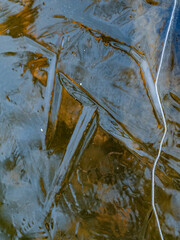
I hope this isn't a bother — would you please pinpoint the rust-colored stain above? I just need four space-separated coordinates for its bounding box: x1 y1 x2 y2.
146 0 159 5
23 53 49 86
40 176 47 197
97 205 131 237
0 0 38 38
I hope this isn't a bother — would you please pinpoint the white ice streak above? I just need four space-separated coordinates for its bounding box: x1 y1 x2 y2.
152 1 177 239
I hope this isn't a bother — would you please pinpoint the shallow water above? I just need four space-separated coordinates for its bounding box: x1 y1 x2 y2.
0 0 179 239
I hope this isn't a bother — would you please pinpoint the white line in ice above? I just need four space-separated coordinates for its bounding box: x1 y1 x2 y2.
152 0 177 239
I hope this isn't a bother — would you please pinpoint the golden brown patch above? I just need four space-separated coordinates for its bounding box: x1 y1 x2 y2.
40 176 46 197
0 0 38 37
24 53 49 86
146 0 159 5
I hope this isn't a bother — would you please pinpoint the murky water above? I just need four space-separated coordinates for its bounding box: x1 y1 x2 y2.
0 0 179 239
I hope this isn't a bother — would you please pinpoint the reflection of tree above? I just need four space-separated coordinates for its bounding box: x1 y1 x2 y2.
0 0 38 38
